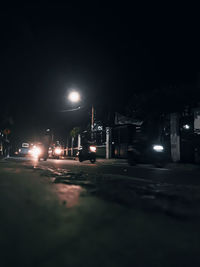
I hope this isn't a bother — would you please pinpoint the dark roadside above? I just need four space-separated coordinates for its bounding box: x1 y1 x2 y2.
1 158 200 266
59 156 200 170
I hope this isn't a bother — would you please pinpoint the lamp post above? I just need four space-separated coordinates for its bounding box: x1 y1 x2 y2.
91 104 94 140
68 91 95 140
67 91 112 158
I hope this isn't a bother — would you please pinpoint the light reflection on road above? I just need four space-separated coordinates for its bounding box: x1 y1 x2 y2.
54 184 84 208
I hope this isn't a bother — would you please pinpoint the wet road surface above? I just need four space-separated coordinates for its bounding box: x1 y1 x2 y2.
32 157 200 186
1 157 200 266
10 156 200 218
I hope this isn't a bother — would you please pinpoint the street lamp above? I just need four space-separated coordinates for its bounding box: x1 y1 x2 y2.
67 90 95 140
68 91 81 103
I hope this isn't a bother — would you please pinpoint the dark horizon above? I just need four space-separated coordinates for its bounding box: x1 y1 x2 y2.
1 6 200 142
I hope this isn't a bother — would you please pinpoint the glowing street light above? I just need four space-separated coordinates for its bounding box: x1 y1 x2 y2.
68 91 80 103
67 90 95 140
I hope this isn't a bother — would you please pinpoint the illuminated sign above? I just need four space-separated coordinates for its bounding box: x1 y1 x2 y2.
22 143 29 148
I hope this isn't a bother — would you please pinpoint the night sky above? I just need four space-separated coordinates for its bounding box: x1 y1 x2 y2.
0 5 200 141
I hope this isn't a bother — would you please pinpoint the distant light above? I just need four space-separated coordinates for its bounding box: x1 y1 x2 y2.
183 124 190 130
153 145 164 152
55 148 62 155
68 91 80 103
89 146 96 152
97 126 103 131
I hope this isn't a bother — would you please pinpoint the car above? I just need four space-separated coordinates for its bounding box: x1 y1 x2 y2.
127 140 167 167
18 143 31 157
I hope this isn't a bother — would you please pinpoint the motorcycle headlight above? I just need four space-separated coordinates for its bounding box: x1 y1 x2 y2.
31 147 42 157
89 146 96 152
55 148 62 155
153 145 164 152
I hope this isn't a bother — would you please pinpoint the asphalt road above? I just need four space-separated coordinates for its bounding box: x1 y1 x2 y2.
29 157 200 186
1 157 200 266
8 156 200 220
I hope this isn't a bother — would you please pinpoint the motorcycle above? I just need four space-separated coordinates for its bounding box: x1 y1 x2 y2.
77 145 96 163
30 144 48 161
52 146 62 159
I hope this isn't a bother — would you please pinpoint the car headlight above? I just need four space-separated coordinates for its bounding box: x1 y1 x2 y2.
89 146 96 152
55 148 62 155
183 124 190 130
153 145 164 152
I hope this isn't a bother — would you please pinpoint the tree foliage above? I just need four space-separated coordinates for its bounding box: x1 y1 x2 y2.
70 127 80 138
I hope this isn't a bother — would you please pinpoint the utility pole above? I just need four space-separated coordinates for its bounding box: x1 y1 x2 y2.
91 105 94 141
78 134 81 150
106 127 112 159
71 136 74 157
170 113 180 162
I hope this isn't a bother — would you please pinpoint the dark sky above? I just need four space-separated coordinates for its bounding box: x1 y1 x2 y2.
0 5 200 141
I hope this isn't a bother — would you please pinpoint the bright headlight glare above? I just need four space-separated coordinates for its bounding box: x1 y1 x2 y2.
89 146 96 152
31 147 42 157
153 145 164 152
183 124 190 130
55 148 62 155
